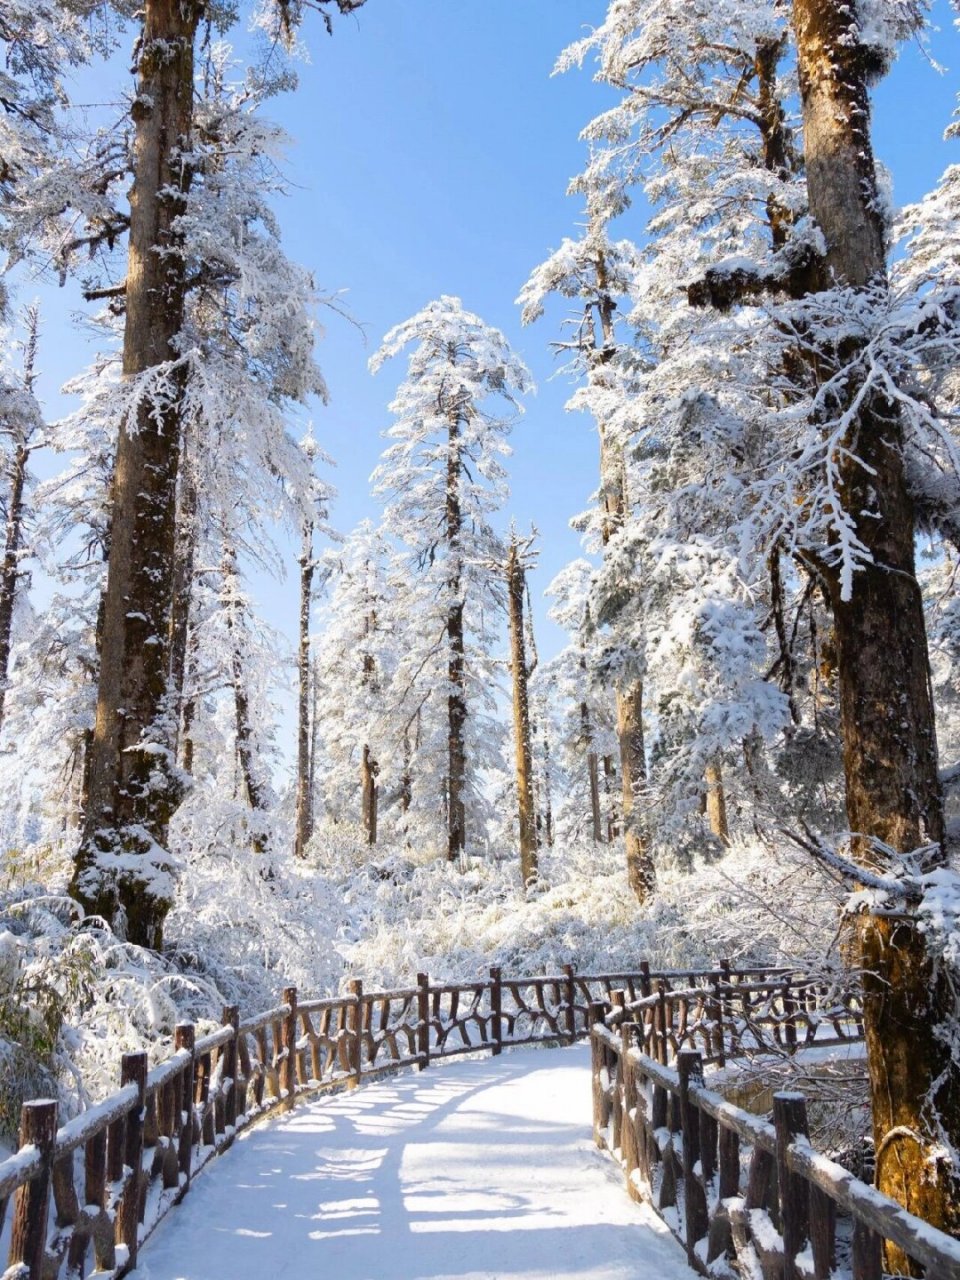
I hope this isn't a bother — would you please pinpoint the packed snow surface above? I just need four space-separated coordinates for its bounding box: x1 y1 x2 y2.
132 1044 696 1280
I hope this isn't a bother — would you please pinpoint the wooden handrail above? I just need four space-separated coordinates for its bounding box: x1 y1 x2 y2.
591 1014 960 1280
0 961 862 1279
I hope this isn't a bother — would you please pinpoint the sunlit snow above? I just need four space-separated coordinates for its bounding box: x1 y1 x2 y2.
131 1045 696 1280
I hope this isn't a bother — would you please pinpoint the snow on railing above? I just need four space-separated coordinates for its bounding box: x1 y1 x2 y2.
590 1004 960 1280
0 962 860 1279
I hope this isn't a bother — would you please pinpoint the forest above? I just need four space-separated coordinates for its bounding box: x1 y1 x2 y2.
2 0 960 1258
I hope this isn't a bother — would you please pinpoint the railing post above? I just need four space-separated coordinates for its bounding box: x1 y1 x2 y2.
717 956 731 1065
347 978 363 1088
656 981 669 1065
851 1219 882 1280
609 991 626 1152
281 986 298 1110
174 1023 196 1191
417 973 431 1069
489 967 503 1056
221 1005 240 1127
589 1001 607 1147
620 1021 641 1202
119 1050 147 1270
677 1050 709 1261
562 963 576 1042
8 1099 57 1280
774 1091 810 1280
782 977 798 1054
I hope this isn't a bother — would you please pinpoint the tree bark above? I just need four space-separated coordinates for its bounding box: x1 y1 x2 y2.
72 0 202 949
603 754 618 841
540 718 554 849
359 607 379 846
507 538 538 886
794 0 959 1252
167 441 197 764
587 743 602 842
445 403 467 863
0 309 38 735
579 660 603 843
222 546 269 858
704 758 730 845
294 521 314 859
360 743 377 845
593 250 654 899
617 680 651 899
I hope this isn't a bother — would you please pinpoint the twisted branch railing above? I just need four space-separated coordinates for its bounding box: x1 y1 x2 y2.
590 998 960 1280
0 962 863 1279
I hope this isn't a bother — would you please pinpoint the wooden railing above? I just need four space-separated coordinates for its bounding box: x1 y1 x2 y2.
0 962 863 1280
590 1002 960 1280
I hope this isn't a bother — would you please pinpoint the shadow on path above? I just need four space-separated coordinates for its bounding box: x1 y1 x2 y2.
133 1044 696 1280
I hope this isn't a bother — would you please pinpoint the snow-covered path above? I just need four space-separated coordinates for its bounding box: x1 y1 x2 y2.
132 1043 697 1280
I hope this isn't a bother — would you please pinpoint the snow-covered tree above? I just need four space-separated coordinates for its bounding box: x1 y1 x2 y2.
554 0 960 1241
371 297 532 863
312 521 400 844
72 3 366 949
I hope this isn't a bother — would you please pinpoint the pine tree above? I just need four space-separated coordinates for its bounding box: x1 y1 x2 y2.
371 297 531 862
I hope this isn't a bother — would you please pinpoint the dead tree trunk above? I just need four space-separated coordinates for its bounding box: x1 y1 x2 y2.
0 306 40 734
506 536 538 886
72 0 202 949
294 521 314 859
793 0 959 1251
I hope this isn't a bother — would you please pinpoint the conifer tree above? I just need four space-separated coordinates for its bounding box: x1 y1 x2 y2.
371 297 531 862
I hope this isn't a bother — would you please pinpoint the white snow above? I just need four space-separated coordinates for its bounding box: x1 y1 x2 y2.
131 1044 697 1280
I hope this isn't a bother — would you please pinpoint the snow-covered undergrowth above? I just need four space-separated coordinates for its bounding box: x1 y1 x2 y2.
0 830 846 1140
323 832 844 986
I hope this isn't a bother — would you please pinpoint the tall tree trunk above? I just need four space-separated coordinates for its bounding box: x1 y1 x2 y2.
593 252 654 899
180 631 197 776
540 717 554 849
794 0 959 1251
617 681 651 899
586 741 602 843
445 406 467 863
602 754 618 840
579 656 603 843
0 307 38 735
222 547 269 858
308 654 321 830
507 538 538 886
294 521 314 859
72 0 202 949
359 607 379 846
167 442 197 763
360 743 378 845
704 758 730 845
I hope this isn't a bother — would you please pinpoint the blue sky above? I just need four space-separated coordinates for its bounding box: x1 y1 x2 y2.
18 0 960 724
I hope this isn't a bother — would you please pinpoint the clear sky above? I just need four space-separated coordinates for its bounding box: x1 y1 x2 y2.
16 0 960 748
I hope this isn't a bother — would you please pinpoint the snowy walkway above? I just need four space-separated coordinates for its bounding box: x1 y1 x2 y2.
132 1043 698 1280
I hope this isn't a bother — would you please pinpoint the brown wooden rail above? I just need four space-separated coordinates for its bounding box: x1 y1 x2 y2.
590 1006 960 1280
0 961 861 1279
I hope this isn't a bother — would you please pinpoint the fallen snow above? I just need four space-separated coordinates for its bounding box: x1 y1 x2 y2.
131 1044 697 1280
